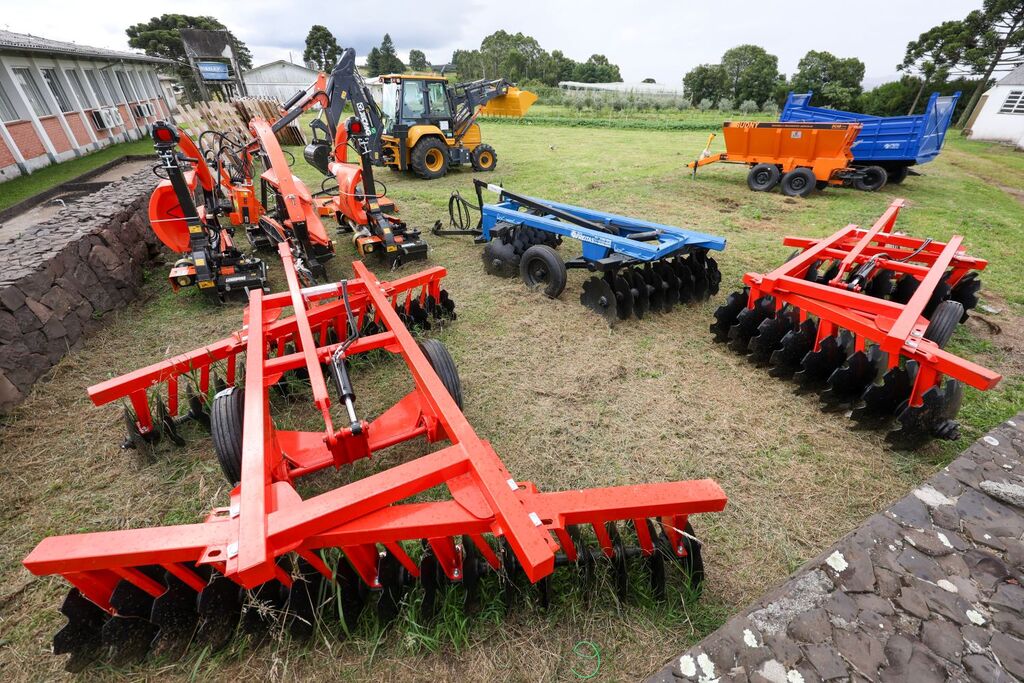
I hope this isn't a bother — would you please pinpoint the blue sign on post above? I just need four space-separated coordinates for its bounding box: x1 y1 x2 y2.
197 61 230 81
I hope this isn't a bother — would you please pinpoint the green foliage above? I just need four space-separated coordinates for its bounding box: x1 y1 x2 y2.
572 54 622 83
642 77 656 84
302 25 341 72
366 34 404 76
125 14 252 101
698 97 714 111
738 99 759 114
450 32 622 86
408 49 430 72
791 50 865 109
684 63 729 105
761 100 779 116
717 97 734 112
721 44 781 105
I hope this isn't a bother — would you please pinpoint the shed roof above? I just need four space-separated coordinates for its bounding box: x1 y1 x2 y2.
0 29 172 65
999 63 1024 87
244 60 318 75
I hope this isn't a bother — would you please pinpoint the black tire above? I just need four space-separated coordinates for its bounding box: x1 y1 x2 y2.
780 168 816 197
854 165 888 192
746 163 780 192
211 387 244 486
924 300 964 349
418 339 463 409
471 143 497 172
887 165 910 184
519 245 567 298
409 137 449 180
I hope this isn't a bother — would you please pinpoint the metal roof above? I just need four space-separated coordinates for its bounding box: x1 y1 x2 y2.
0 29 172 65
1000 63 1024 87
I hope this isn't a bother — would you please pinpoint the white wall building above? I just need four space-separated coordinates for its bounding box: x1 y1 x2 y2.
558 81 686 97
242 60 318 101
966 64 1024 149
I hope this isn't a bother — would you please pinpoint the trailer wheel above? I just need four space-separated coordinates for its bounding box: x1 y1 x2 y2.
410 137 449 179
854 166 888 192
418 339 463 409
211 386 244 486
747 164 780 191
887 166 910 184
780 168 816 198
471 144 497 172
924 300 965 349
520 245 567 298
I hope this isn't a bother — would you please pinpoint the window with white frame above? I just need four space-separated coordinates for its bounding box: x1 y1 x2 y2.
999 90 1024 115
12 68 51 116
115 70 137 102
41 68 74 112
65 69 93 108
85 69 109 105
0 82 18 121
101 70 122 104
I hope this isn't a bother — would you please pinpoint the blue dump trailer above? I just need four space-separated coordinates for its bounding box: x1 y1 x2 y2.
780 91 960 184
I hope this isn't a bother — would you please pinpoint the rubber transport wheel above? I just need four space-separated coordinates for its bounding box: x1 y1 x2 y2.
211 386 243 486
854 165 888 192
519 244 567 298
746 163 780 192
470 143 497 172
924 300 965 349
410 137 449 179
780 168 816 198
887 165 910 184
418 338 463 409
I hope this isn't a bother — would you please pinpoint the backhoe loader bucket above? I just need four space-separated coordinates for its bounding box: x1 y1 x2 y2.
479 87 538 117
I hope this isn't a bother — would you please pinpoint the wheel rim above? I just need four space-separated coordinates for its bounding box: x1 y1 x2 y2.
527 258 549 284
425 149 444 172
791 176 807 190
755 170 770 185
479 151 493 168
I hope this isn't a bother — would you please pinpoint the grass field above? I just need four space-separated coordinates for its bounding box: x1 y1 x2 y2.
1 123 1022 682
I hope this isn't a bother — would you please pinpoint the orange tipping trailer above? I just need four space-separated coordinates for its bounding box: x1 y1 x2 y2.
687 122 890 197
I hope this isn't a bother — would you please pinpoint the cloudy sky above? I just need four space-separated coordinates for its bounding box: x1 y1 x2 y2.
1 0 981 85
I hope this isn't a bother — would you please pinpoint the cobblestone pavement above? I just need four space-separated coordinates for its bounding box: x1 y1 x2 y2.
650 416 1024 683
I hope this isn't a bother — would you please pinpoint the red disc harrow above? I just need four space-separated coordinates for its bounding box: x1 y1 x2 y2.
24 243 727 671
711 199 1000 447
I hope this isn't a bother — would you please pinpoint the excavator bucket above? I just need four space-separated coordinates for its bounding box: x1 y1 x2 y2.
479 87 538 117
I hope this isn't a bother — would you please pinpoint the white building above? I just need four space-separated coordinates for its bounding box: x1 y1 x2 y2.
966 64 1024 149
242 60 318 101
558 81 686 97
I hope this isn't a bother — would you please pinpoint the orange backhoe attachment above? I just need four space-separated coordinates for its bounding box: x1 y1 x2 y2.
478 87 538 117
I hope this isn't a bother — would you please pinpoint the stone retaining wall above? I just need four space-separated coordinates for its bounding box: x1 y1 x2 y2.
649 416 1024 683
0 169 161 413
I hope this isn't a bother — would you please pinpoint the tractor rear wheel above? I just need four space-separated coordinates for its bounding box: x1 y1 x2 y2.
211 387 244 486
419 339 463 409
471 144 497 172
780 168 816 198
747 163 780 191
854 166 888 192
520 245 567 298
410 138 449 179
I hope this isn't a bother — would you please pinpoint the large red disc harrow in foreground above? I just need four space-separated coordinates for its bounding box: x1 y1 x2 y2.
24 243 726 671
711 199 1000 447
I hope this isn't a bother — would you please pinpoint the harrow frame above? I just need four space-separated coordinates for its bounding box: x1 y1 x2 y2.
25 243 727 668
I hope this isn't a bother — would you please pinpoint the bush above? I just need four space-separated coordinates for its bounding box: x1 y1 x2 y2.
717 97 734 112
761 100 780 116
675 97 692 111
698 98 714 111
738 99 759 114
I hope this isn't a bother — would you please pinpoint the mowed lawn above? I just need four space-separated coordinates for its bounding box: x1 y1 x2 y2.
1 123 1022 682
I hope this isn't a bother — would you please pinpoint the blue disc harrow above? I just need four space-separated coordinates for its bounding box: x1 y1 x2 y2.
436 181 727 324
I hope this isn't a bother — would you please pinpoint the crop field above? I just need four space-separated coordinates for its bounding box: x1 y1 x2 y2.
1 123 1022 681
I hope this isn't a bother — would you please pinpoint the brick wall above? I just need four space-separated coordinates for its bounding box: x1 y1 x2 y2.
0 134 14 168
64 113 90 146
39 116 70 153
7 120 45 159
0 169 161 412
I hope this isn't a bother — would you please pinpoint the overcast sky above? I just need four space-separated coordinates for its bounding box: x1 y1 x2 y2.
1 0 982 86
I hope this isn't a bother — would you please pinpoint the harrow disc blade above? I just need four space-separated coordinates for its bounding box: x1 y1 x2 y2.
727 297 774 355
653 262 681 312
923 280 952 319
864 269 895 299
54 589 108 672
580 276 617 325
408 299 431 330
678 522 705 595
768 318 818 379
850 361 916 429
950 273 981 321
375 548 408 623
103 576 161 666
461 537 487 613
794 332 852 391
285 557 326 641
704 255 722 297
671 257 695 304
820 262 840 285
710 289 748 343
335 557 367 633
606 523 629 603
641 265 666 313
891 274 919 304
498 537 524 610
747 307 797 366
611 274 635 320
418 547 444 622
646 521 669 602
240 578 288 637
154 396 186 447
439 289 457 319
149 573 201 659
805 259 823 283
186 389 211 430
820 346 883 411
886 379 964 448
195 575 242 651
122 406 155 459
481 241 519 278
627 268 650 320
568 526 596 598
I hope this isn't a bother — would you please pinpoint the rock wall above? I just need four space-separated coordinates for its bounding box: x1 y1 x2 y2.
0 169 161 413
649 416 1024 683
